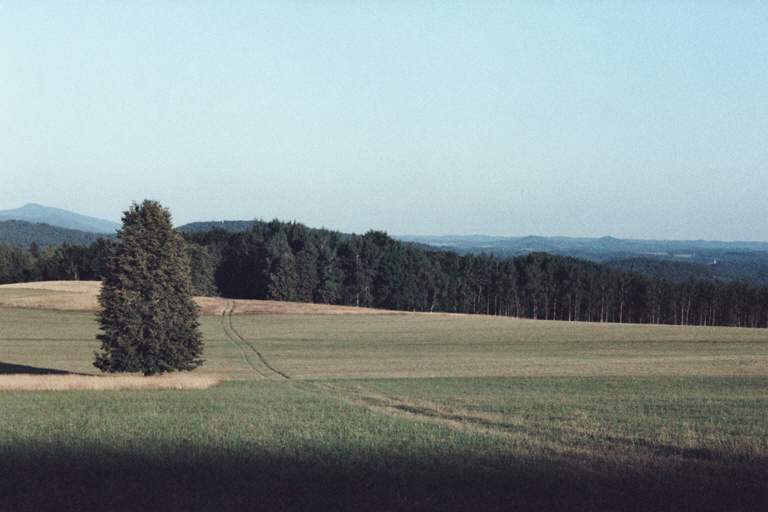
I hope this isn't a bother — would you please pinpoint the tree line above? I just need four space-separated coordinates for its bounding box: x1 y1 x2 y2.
3 219 768 328
184 220 768 328
0 239 113 284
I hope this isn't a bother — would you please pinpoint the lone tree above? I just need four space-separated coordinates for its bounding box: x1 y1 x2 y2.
94 200 203 375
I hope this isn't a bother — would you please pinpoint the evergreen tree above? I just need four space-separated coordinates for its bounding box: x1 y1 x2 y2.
265 230 299 301
94 200 203 375
314 242 343 304
186 242 220 296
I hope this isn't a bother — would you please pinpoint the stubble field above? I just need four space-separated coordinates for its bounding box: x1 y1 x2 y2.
0 282 767 511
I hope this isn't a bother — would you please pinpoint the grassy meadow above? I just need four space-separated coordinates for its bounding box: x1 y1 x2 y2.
1 283 767 510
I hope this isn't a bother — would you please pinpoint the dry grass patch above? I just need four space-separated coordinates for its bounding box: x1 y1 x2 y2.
0 281 407 316
198 296 406 316
0 374 222 392
0 281 101 294
0 281 102 311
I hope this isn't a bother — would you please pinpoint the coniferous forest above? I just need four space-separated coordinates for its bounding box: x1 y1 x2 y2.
2 219 768 328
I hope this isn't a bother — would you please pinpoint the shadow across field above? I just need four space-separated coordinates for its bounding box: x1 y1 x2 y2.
0 446 766 512
0 362 75 375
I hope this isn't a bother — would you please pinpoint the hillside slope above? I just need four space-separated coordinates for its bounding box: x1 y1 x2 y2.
0 220 113 247
0 203 120 233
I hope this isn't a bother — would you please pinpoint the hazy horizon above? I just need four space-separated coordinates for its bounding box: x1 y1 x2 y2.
4 201 768 245
2 3 766 241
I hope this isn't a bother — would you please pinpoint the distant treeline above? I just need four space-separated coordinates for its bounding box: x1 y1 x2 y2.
0 220 111 247
0 239 113 283
3 219 768 328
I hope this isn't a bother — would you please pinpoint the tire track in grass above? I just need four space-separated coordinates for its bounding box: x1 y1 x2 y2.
221 300 290 379
220 300 268 377
295 381 522 437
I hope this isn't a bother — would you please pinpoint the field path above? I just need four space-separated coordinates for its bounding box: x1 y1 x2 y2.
220 300 291 379
295 381 523 438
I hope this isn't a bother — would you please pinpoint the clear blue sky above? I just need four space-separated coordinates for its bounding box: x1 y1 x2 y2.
2 2 766 240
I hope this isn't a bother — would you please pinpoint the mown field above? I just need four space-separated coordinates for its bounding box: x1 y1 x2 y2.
1 283 767 511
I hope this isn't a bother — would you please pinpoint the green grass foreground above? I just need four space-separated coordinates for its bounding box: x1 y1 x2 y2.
1 379 766 511
1 305 767 510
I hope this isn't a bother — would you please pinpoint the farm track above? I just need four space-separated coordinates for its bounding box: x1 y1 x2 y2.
220 300 290 380
295 381 522 438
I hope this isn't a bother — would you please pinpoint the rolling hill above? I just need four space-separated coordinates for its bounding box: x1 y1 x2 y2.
0 203 120 234
0 220 114 247
397 234 768 285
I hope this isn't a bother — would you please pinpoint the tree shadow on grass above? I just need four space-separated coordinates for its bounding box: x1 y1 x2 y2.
0 362 76 375
0 447 765 512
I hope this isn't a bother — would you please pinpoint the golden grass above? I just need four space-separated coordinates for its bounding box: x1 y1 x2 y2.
0 281 403 316
0 374 223 392
0 281 101 293
0 281 102 311
208 297 404 316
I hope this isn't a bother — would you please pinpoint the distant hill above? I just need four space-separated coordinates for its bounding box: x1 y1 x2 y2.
395 234 768 257
396 235 768 285
0 203 120 234
0 220 114 247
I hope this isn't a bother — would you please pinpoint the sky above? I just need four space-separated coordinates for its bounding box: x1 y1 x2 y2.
1 2 767 240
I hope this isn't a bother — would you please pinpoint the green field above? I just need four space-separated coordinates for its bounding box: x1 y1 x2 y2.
1 304 767 510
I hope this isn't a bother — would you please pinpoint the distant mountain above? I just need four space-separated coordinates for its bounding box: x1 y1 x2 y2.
0 203 120 234
0 220 114 247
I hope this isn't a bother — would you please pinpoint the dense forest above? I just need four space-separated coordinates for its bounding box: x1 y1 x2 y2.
3 219 768 329
0 239 113 283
